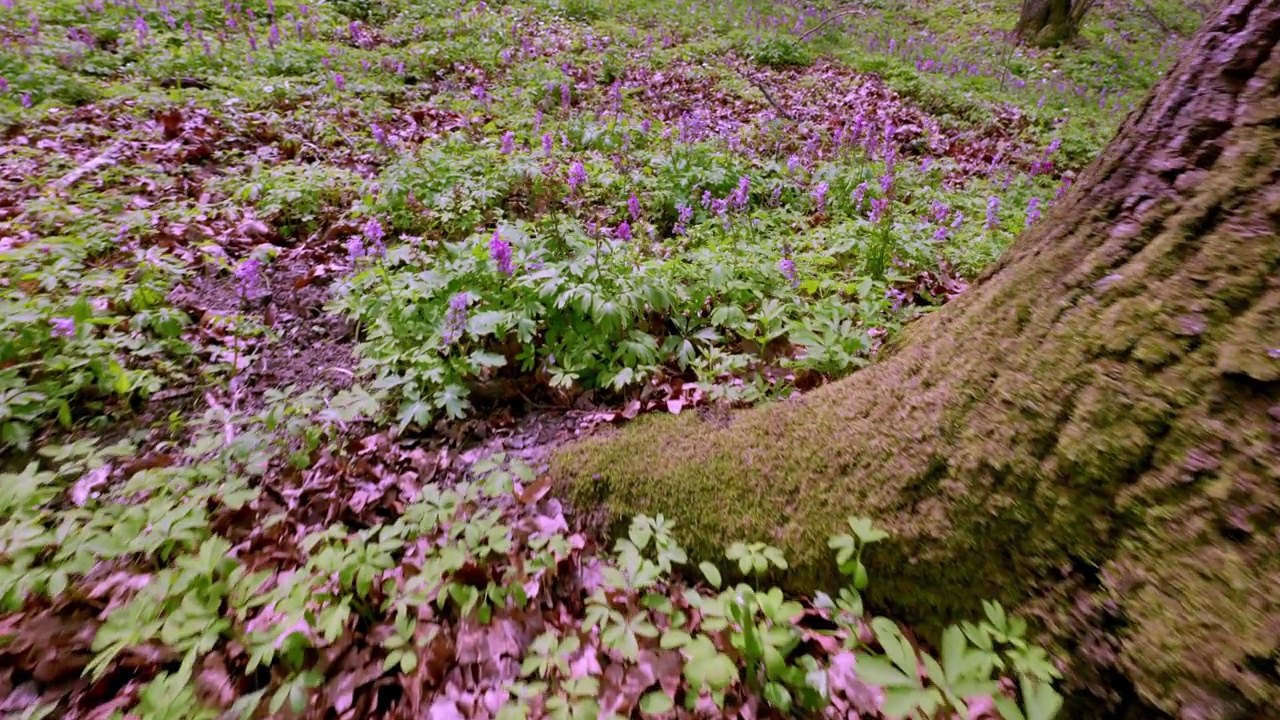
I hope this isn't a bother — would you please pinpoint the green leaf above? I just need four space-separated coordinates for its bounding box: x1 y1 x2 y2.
660 629 692 649
1020 676 1063 720
699 562 722 589
470 350 508 368
638 692 673 715
871 617 918 677
852 654 915 687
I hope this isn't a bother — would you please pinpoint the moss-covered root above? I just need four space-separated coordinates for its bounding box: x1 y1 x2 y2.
552 1 1280 715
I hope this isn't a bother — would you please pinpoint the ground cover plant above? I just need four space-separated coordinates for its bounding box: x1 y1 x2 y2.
0 0 1198 717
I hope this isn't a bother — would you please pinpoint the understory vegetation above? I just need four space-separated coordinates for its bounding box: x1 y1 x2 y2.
0 0 1195 717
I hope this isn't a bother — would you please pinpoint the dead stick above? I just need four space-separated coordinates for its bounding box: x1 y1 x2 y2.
53 140 127 192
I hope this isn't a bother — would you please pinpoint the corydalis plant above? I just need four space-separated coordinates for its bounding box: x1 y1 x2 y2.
489 229 514 276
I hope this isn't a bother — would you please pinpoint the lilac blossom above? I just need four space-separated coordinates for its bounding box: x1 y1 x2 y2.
1025 197 1042 227
567 161 586 192
362 218 386 257
777 257 798 288
50 317 76 338
985 196 1000 231
868 197 889 224
811 181 829 214
674 204 693 235
489 229 513 275
730 176 750 211
234 257 263 300
441 292 469 345
347 235 365 262
851 182 868 212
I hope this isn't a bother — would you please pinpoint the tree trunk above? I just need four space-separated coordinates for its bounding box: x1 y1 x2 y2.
553 0 1280 715
1016 0 1087 47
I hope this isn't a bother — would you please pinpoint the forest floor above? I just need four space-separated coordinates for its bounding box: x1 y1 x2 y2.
0 0 1199 718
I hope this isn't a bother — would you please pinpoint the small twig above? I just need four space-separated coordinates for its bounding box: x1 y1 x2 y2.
796 6 865 42
733 65 795 122
53 140 127 192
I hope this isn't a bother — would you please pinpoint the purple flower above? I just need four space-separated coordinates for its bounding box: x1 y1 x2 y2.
501 131 515 154
371 123 388 146
811 181 829 214
50 317 76 338
441 292 469 345
567 161 586 192
851 182 868 212
0 76 7 92
641 119 651 134
234 257 263 300
1055 177 1073 201
878 172 893 195
363 218 386 257
615 221 631 241
20 93 31 108
560 82 571 111
868 197 889 223
1025 197 1042 227
730 176 750 211
541 133 553 156
786 154 802 176
333 73 345 91
777 257 798 288
489 228 513 275
985 196 1000 231
627 193 641 221
930 200 950 224
769 185 782 206
347 235 364 262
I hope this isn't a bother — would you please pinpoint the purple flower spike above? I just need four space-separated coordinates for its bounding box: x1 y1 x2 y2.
615 221 631 241
567 161 586 192
50 317 76 338
811 181 829 214
489 229 513 276
541 133 553 156
868 197 889 223
985 196 1000 231
235 257 263 300
627 193 641 221
777 257 798 288
1025 197 1042 227
730 176 750 211
347 235 365 262
851 182 868 212
501 131 515 154
441 292 470 346
333 73 345 91
362 218 386 257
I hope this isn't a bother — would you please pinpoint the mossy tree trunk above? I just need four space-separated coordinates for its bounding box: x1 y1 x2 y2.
554 0 1280 715
1015 0 1094 46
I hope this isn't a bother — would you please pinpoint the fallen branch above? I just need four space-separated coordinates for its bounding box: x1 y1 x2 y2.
796 6 866 42
52 140 127 192
732 65 795 122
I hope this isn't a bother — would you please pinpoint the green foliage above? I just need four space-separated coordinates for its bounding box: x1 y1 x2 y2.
748 37 813 69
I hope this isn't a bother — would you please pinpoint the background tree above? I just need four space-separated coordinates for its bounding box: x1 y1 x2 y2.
556 0 1280 715
1015 0 1097 46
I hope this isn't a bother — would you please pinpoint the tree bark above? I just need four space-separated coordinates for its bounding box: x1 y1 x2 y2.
1016 0 1092 47
554 0 1280 715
